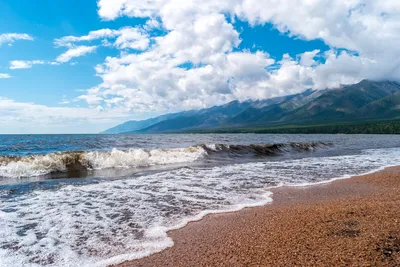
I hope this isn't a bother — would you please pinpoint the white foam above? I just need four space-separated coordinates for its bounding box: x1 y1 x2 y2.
84 147 207 169
0 154 71 178
0 146 208 179
203 144 230 151
0 147 399 266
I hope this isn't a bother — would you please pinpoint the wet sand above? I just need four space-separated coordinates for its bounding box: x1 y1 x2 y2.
115 167 400 267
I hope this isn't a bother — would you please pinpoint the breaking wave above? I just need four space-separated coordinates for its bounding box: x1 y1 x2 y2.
201 142 330 154
0 142 330 178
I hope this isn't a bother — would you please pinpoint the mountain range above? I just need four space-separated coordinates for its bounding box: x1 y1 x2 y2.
101 80 400 134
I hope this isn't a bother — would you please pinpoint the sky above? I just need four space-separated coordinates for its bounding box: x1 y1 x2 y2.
1 0 400 134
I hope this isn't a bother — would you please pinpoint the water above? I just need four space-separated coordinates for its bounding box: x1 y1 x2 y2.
0 134 399 267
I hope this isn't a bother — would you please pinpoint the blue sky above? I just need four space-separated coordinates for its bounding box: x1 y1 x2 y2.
0 0 131 104
0 0 399 133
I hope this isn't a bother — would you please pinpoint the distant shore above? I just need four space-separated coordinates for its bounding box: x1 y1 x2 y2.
186 121 400 135
114 166 400 266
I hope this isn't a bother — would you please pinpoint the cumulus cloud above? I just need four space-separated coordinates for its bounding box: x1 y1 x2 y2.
84 0 400 117
0 73 11 79
114 27 150 50
0 33 33 46
299 50 320 67
9 60 45 69
56 45 97 63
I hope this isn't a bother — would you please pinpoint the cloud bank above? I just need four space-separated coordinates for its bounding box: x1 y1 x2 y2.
75 0 400 115
0 97 131 134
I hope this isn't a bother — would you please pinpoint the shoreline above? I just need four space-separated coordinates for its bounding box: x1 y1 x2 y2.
114 165 400 266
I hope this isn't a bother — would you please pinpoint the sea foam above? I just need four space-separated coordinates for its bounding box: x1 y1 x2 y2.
0 146 208 179
0 142 329 179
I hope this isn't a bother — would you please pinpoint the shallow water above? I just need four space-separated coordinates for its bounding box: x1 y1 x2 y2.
0 134 399 266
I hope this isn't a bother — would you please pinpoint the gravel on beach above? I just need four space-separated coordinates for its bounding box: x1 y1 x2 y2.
115 167 400 267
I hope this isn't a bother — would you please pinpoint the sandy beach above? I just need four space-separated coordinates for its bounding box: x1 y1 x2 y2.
115 166 400 267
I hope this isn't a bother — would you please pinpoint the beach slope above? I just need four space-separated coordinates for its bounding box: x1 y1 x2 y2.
115 167 400 266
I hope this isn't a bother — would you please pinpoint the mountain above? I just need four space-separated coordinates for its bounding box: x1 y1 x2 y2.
134 89 321 133
282 80 400 123
355 92 400 119
100 110 198 134
101 117 168 134
101 80 400 134
225 89 325 127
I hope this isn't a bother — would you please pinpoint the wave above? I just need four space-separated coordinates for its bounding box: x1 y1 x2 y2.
201 142 331 155
0 142 331 178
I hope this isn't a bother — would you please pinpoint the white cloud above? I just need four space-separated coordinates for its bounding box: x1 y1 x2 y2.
114 27 150 50
87 0 400 117
299 50 320 67
55 26 150 51
9 60 45 69
97 0 163 20
0 97 132 134
0 73 11 79
55 29 117 47
56 46 97 63
53 27 150 64
0 33 33 46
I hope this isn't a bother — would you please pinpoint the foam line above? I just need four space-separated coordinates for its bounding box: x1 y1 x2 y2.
0 142 330 179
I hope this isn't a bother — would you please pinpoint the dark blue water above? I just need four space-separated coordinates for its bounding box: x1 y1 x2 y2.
1 133 398 156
